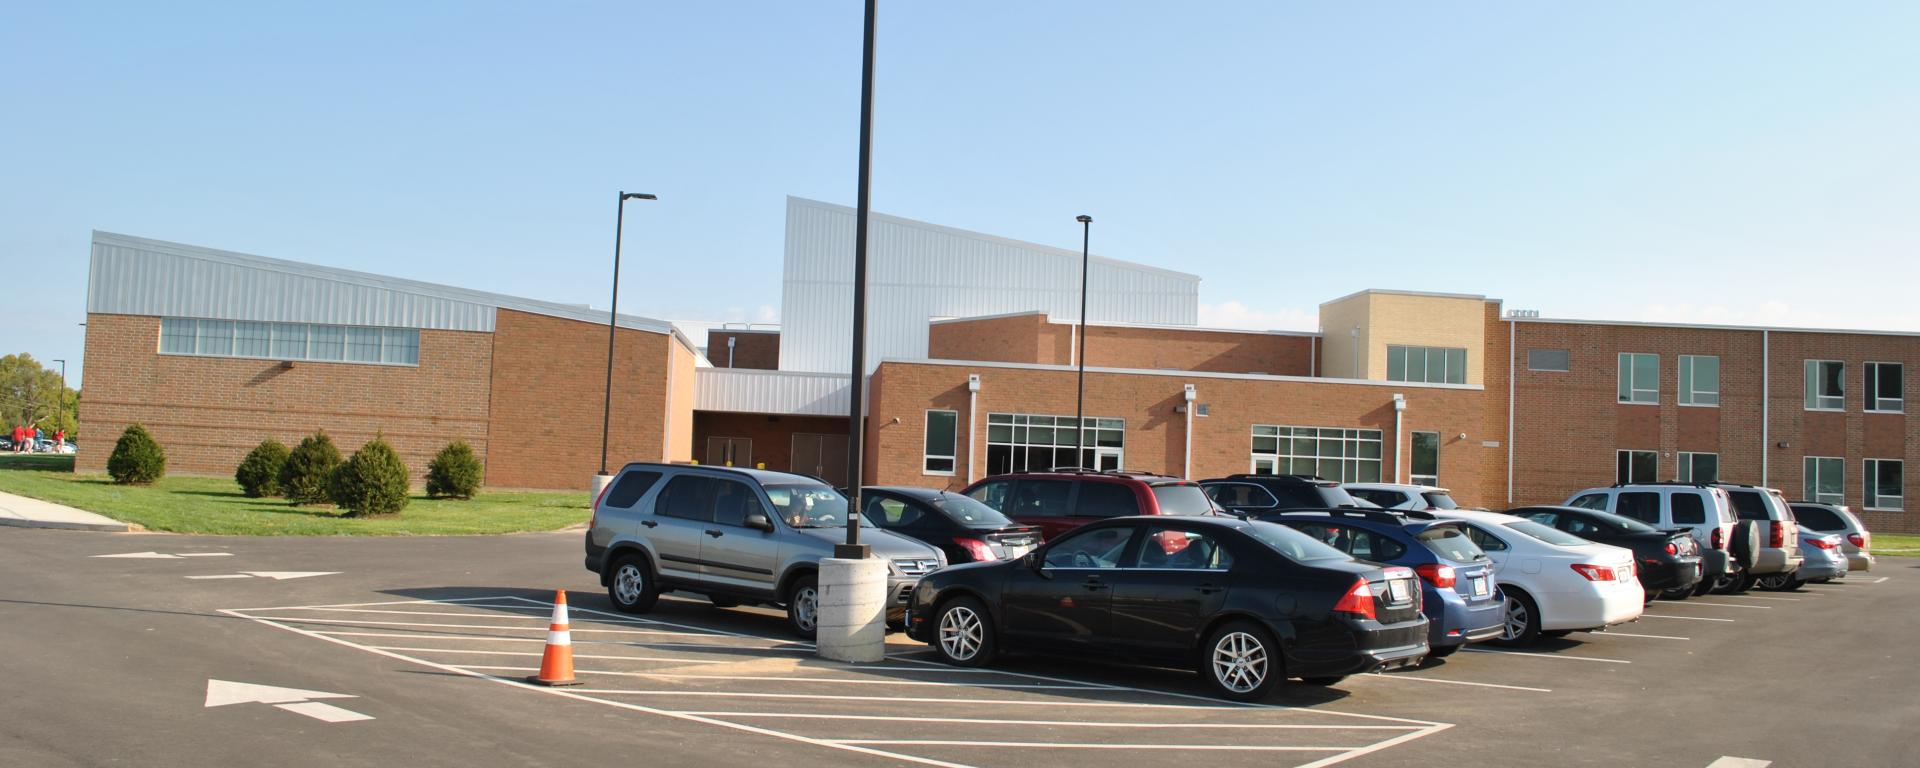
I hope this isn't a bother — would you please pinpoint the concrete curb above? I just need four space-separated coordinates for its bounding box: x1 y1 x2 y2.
0 516 130 533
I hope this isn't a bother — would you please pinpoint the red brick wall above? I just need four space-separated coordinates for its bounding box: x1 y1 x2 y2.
692 412 849 473
706 330 780 370
485 309 677 490
928 314 1055 365
77 313 492 483
867 362 1492 505
930 313 1315 375
1766 332 1920 533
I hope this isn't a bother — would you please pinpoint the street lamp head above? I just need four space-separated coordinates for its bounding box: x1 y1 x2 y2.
622 192 658 201
1076 215 1092 224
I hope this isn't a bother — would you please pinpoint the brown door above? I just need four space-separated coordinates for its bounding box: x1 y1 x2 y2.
790 433 850 487
705 437 752 467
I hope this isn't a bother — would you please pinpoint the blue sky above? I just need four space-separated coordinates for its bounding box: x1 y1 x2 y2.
4 2 1916 386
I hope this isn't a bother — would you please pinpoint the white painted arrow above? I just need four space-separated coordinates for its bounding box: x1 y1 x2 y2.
205 680 373 723
242 571 339 580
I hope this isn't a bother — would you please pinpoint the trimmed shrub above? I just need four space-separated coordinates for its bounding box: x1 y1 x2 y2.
234 439 290 498
425 440 483 500
106 424 166 485
280 431 343 505
328 437 411 517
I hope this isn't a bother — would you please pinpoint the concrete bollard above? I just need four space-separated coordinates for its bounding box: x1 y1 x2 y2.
591 473 614 504
815 557 890 663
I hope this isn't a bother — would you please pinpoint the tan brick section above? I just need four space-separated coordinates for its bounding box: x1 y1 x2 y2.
707 330 780 370
931 313 1315 375
865 361 1491 506
78 313 493 483
485 309 680 490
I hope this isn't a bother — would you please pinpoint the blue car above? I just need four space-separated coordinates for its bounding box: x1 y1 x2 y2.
1257 508 1504 658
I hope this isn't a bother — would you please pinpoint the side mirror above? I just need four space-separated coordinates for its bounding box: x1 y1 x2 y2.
1024 551 1048 574
744 510 773 532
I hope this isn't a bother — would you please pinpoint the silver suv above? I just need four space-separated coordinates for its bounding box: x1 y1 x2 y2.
1711 483 1803 590
584 464 945 638
1564 483 1740 597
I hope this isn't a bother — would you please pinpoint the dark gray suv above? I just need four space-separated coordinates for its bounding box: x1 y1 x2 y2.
584 464 945 638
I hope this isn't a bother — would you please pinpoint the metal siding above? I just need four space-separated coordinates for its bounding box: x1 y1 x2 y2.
778 197 1199 374
696 369 851 416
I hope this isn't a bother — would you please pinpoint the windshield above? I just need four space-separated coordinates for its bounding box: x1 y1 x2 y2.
1152 485 1217 516
1416 525 1486 561
1596 512 1658 534
1501 519 1591 547
1242 520 1351 563
928 493 1015 527
766 484 865 529
1421 491 1460 510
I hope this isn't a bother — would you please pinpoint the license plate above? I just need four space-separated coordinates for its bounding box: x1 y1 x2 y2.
1002 545 1032 560
1388 578 1410 603
1471 576 1489 597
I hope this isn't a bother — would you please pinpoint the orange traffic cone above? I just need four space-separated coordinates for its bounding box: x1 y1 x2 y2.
527 589 582 686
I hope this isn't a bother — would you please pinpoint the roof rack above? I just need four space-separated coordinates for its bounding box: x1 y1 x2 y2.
1254 507 1409 525
1222 473 1332 483
1609 481 1712 489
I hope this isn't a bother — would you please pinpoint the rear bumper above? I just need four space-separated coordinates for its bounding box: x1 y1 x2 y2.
1638 556 1704 592
1846 551 1874 572
1539 583 1644 632
1795 559 1848 582
1749 547 1802 575
1701 550 1736 579
1292 641 1428 678
1429 593 1504 649
584 534 607 575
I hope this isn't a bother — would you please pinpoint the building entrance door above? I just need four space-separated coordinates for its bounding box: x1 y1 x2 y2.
705 437 752 468
790 433 849 487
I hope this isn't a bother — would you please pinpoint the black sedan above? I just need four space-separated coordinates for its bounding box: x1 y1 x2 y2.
1510 506 1705 600
904 515 1429 701
860 487 1042 563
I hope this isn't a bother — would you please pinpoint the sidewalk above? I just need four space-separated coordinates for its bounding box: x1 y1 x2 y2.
0 491 129 532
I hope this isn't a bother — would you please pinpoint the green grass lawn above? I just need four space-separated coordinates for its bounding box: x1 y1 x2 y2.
1870 532 1920 555
0 454 589 536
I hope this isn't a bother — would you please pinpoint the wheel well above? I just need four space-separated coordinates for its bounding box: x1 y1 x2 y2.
777 565 818 601
602 545 654 587
930 588 997 638
1197 612 1290 670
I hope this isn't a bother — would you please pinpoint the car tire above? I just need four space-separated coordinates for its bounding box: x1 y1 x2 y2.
785 574 820 639
1426 644 1460 659
930 597 996 667
1300 676 1346 686
1753 573 1794 591
1722 575 1756 594
1491 588 1542 647
1200 620 1282 702
607 554 660 614
1659 587 1695 601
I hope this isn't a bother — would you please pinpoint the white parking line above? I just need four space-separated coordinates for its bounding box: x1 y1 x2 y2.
1721 595 1799 602
1594 632 1690 641
1637 613 1736 623
1460 648 1630 664
243 616 762 637
449 664 1104 690
1873 577 1890 584
669 712 1425 730
269 606 656 623
829 740 1358 752
1658 601 1771 610
1360 673 1551 693
1706 757 1771 767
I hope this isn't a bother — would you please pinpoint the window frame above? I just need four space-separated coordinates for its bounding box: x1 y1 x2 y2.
1865 458 1904 511
1616 449 1657 484
985 413 1124 475
1865 362 1904 414
1677 451 1718 484
1803 456 1844 506
1526 348 1570 373
1804 360 1845 411
156 317 421 368
1386 344 1468 385
1617 353 1658 405
1250 424 1384 483
1410 430 1440 486
1677 355 1720 407
922 409 958 476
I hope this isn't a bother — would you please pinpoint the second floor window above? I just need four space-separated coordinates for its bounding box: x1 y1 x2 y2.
1866 362 1903 413
1678 355 1719 406
1804 360 1844 410
1387 345 1467 384
1618 353 1657 404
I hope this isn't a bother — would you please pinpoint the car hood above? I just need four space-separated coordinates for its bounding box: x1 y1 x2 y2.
791 526 939 559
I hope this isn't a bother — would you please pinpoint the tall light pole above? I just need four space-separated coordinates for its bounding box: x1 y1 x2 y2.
1073 215 1092 469
600 191 657 484
51 359 66 433
839 0 878 560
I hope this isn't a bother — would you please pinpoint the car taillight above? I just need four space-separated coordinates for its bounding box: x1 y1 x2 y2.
953 537 996 562
1849 533 1867 548
1665 541 1678 555
1769 522 1786 549
1711 526 1725 550
1570 563 1617 582
1332 578 1377 620
1808 538 1838 550
1414 563 1457 588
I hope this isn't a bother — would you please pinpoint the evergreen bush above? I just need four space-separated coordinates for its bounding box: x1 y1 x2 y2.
106 424 166 485
234 439 290 498
280 431 343 505
328 436 411 517
425 440 483 500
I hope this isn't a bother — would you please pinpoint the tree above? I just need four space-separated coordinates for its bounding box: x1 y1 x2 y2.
106 424 166 484
280 431 344 505
235 439 290 498
329 436 411 517
425 440 483 499
0 354 79 437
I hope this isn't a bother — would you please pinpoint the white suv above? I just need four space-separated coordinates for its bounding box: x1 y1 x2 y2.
1345 483 1462 511
1563 483 1740 597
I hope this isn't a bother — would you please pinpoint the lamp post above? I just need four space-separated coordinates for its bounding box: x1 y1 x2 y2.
1073 215 1092 469
598 191 657 495
51 359 66 434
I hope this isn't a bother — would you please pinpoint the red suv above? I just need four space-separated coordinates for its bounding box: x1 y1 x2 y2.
959 470 1217 540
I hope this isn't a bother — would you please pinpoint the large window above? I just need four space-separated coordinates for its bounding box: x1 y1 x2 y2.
1411 431 1440 486
923 410 958 475
1677 452 1718 484
157 318 420 366
1866 362 1903 413
1617 450 1657 484
985 413 1123 475
1387 345 1467 385
1804 456 1843 505
1804 360 1844 411
1679 355 1719 406
1527 349 1570 372
1250 425 1383 482
1866 459 1903 510
1618 353 1658 404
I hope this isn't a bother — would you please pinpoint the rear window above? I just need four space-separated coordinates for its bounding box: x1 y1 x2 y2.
1501 519 1591 547
1421 491 1460 510
1727 490 1771 521
1417 525 1486 562
603 470 661 509
1790 504 1845 531
1349 488 1406 508
1592 512 1658 534
1151 484 1215 516
1241 520 1351 563
1205 482 1278 509
1075 482 1139 518
1671 493 1707 525
928 494 1015 527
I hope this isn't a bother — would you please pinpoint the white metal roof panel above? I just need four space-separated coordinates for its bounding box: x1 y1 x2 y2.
696 368 851 416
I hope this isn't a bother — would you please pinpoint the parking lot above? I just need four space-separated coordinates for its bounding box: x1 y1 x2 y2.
3 526 1916 768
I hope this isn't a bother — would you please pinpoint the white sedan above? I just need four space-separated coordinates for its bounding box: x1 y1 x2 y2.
1430 509 1644 645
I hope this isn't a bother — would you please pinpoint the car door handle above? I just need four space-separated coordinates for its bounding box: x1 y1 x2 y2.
704 529 724 538
641 520 658 528
1081 576 1108 592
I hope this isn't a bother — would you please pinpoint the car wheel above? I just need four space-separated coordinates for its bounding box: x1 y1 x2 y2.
607 555 659 614
1659 587 1695 601
1709 572 1745 594
1426 644 1460 659
1300 676 1346 686
1201 620 1281 702
1491 589 1541 647
931 597 996 667
785 575 820 639
1753 573 1794 591
1722 575 1756 594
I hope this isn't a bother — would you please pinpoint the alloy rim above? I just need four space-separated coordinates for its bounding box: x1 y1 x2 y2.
614 564 644 605
1502 596 1529 640
1713 574 1739 592
793 586 818 632
938 606 983 661
1756 574 1790 590
1211 631 1268 693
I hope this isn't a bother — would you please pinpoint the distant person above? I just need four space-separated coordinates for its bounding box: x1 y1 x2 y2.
54 429 65 445
33 427 44 452
9 425 22 453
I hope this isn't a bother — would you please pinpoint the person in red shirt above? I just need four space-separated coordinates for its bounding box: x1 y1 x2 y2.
9 425 21 453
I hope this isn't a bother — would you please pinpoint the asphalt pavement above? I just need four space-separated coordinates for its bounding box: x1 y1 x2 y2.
1 525 1914 768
